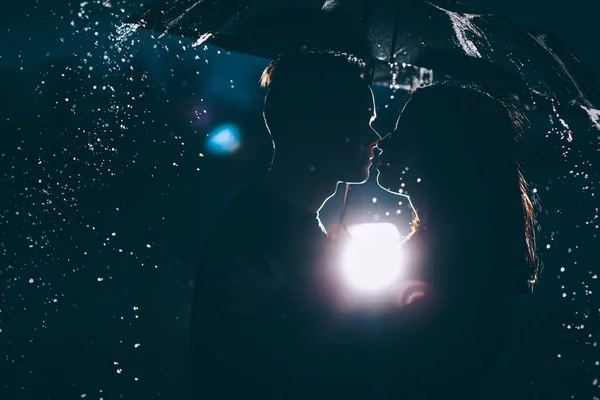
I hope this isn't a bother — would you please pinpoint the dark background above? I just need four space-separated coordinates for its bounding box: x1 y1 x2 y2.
1 1 600 399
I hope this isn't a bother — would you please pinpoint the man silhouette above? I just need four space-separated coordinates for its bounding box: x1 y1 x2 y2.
189 49 380 399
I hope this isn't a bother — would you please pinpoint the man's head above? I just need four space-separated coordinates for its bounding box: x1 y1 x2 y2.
260 49 380 184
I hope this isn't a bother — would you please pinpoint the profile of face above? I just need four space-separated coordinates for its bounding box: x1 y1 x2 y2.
377 87 525 253
376 91 467 217
310 84 380 185
375 88 535 369
376 99 424 199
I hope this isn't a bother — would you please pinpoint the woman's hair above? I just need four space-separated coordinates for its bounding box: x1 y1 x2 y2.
403 85 541 294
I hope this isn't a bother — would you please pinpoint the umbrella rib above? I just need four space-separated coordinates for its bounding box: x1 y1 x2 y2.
527 31 593 109
388 1 403 64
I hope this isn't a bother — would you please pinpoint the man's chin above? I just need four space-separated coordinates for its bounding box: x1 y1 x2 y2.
345 167 371 185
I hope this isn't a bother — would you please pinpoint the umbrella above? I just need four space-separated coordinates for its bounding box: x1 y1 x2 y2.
124 0 600 124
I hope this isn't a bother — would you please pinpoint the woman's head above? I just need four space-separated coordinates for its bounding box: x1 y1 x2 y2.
377 85 540 294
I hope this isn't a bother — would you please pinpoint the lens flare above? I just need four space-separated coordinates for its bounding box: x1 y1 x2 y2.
206 123 240 154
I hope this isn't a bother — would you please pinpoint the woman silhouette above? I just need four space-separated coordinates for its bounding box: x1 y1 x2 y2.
373 84 541 398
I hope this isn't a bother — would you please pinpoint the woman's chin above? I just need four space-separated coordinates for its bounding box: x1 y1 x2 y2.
376 170 401 194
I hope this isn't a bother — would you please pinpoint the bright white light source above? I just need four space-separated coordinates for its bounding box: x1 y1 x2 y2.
341 223 406 293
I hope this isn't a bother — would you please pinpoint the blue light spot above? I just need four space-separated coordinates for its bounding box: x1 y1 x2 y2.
206 124 240 154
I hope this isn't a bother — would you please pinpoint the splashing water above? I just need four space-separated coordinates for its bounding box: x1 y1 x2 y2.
431 3 489 58
581 105 600 130
191 33 213 48
162 0 205 34
1 1 229 397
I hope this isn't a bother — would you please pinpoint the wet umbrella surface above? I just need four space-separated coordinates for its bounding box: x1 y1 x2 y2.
1 0 600 399
127 0 600 122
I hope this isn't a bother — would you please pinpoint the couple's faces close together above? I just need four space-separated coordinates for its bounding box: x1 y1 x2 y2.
317 81 417 195
377 106 420 197
313 83 380 185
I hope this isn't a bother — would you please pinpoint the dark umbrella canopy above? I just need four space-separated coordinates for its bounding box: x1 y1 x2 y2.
125 0 600 122
125 0 372 61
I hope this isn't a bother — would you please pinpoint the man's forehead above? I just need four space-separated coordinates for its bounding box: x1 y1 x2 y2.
323 83 373 109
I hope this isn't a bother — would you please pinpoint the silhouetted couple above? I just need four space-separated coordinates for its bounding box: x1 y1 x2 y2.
190 49 540 400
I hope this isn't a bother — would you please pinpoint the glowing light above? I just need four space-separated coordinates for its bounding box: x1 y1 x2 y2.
341 223 406 292
206 124 240 154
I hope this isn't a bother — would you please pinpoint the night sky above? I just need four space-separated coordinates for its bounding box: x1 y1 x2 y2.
1 1 600 399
